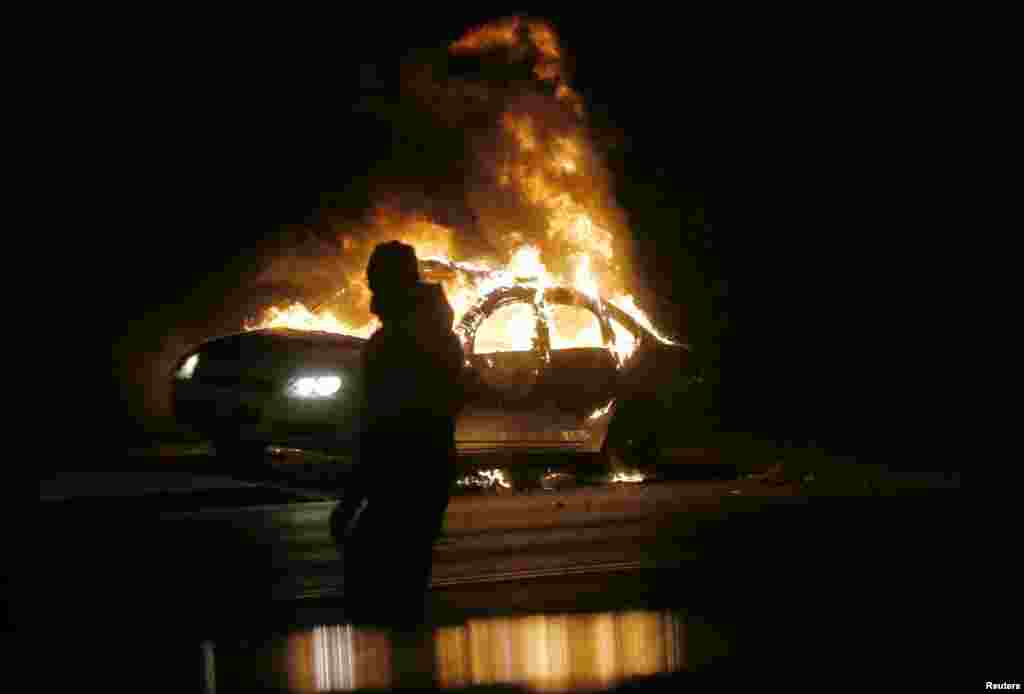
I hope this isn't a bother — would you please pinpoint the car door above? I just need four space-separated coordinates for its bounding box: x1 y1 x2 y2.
454 287 555 453
533 288 620 451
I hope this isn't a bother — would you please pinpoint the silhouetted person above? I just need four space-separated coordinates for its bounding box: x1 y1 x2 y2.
332 240 465 628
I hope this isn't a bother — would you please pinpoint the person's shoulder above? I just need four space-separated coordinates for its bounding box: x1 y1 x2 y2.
417 281 450 308
416 282 454 326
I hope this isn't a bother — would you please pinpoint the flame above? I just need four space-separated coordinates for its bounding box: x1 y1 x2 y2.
244 18 676 366
588 399 615 421
553 137 579 174
607 318 638 364
246 303 378 338
495 117 614 264
449 17 576 101
611 471 645 484
608 295 676 345
502 112 538 152
449 16 522 56
573 253 598 301
508 245 546 282
245 245 668 364
477 302 536 353
457 468 512 489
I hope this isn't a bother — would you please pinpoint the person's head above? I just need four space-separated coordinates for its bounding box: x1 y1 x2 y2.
366 241 420 295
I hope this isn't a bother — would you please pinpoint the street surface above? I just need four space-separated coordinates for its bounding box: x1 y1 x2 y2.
34 448 969 689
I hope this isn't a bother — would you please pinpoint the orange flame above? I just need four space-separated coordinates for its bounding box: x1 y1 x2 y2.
611 471 645 484
246 303 378 338
245 18 677 364
456 468 512 489
608 295 676 345
449 16 522 56
589 399 615 421
245 239 671 363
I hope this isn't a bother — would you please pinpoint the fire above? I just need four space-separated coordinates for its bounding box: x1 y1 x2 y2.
573 253 598 300
449 16 522 56
611 471 645 484
495 115 614 264
607 319 638 364
457 468 512 489
246 303 378 338
589 399 615 421
244 17 678 364
608 295 676 345
508 245 545 282
553 137 579 174
245 241 670 363
547 200 613 262
502 112 537 152
449 17 577 106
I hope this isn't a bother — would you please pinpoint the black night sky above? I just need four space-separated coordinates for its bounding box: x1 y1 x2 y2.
99 10 908 468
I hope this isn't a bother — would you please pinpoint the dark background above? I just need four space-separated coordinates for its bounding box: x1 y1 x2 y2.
96 9 910 469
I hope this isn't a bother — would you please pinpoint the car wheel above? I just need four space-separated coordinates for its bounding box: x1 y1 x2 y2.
213 439 269 475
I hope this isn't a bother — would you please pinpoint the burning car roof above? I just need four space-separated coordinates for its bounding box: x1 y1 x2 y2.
201 328 368 350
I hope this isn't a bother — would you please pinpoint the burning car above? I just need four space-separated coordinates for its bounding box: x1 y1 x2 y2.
171 275 701 465
169 18 712 468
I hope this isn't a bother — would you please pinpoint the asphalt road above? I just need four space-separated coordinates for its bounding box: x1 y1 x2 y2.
38 462 803 601
33 453 982 686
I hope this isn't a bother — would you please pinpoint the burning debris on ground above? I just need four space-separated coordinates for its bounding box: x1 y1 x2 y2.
448 461 660 495
455 468 513 491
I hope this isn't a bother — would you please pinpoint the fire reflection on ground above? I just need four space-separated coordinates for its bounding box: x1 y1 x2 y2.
211 609 685 692
435 610 683 692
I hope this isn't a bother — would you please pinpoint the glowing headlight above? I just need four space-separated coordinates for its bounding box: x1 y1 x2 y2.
176 354 199 380
287 374 342 398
